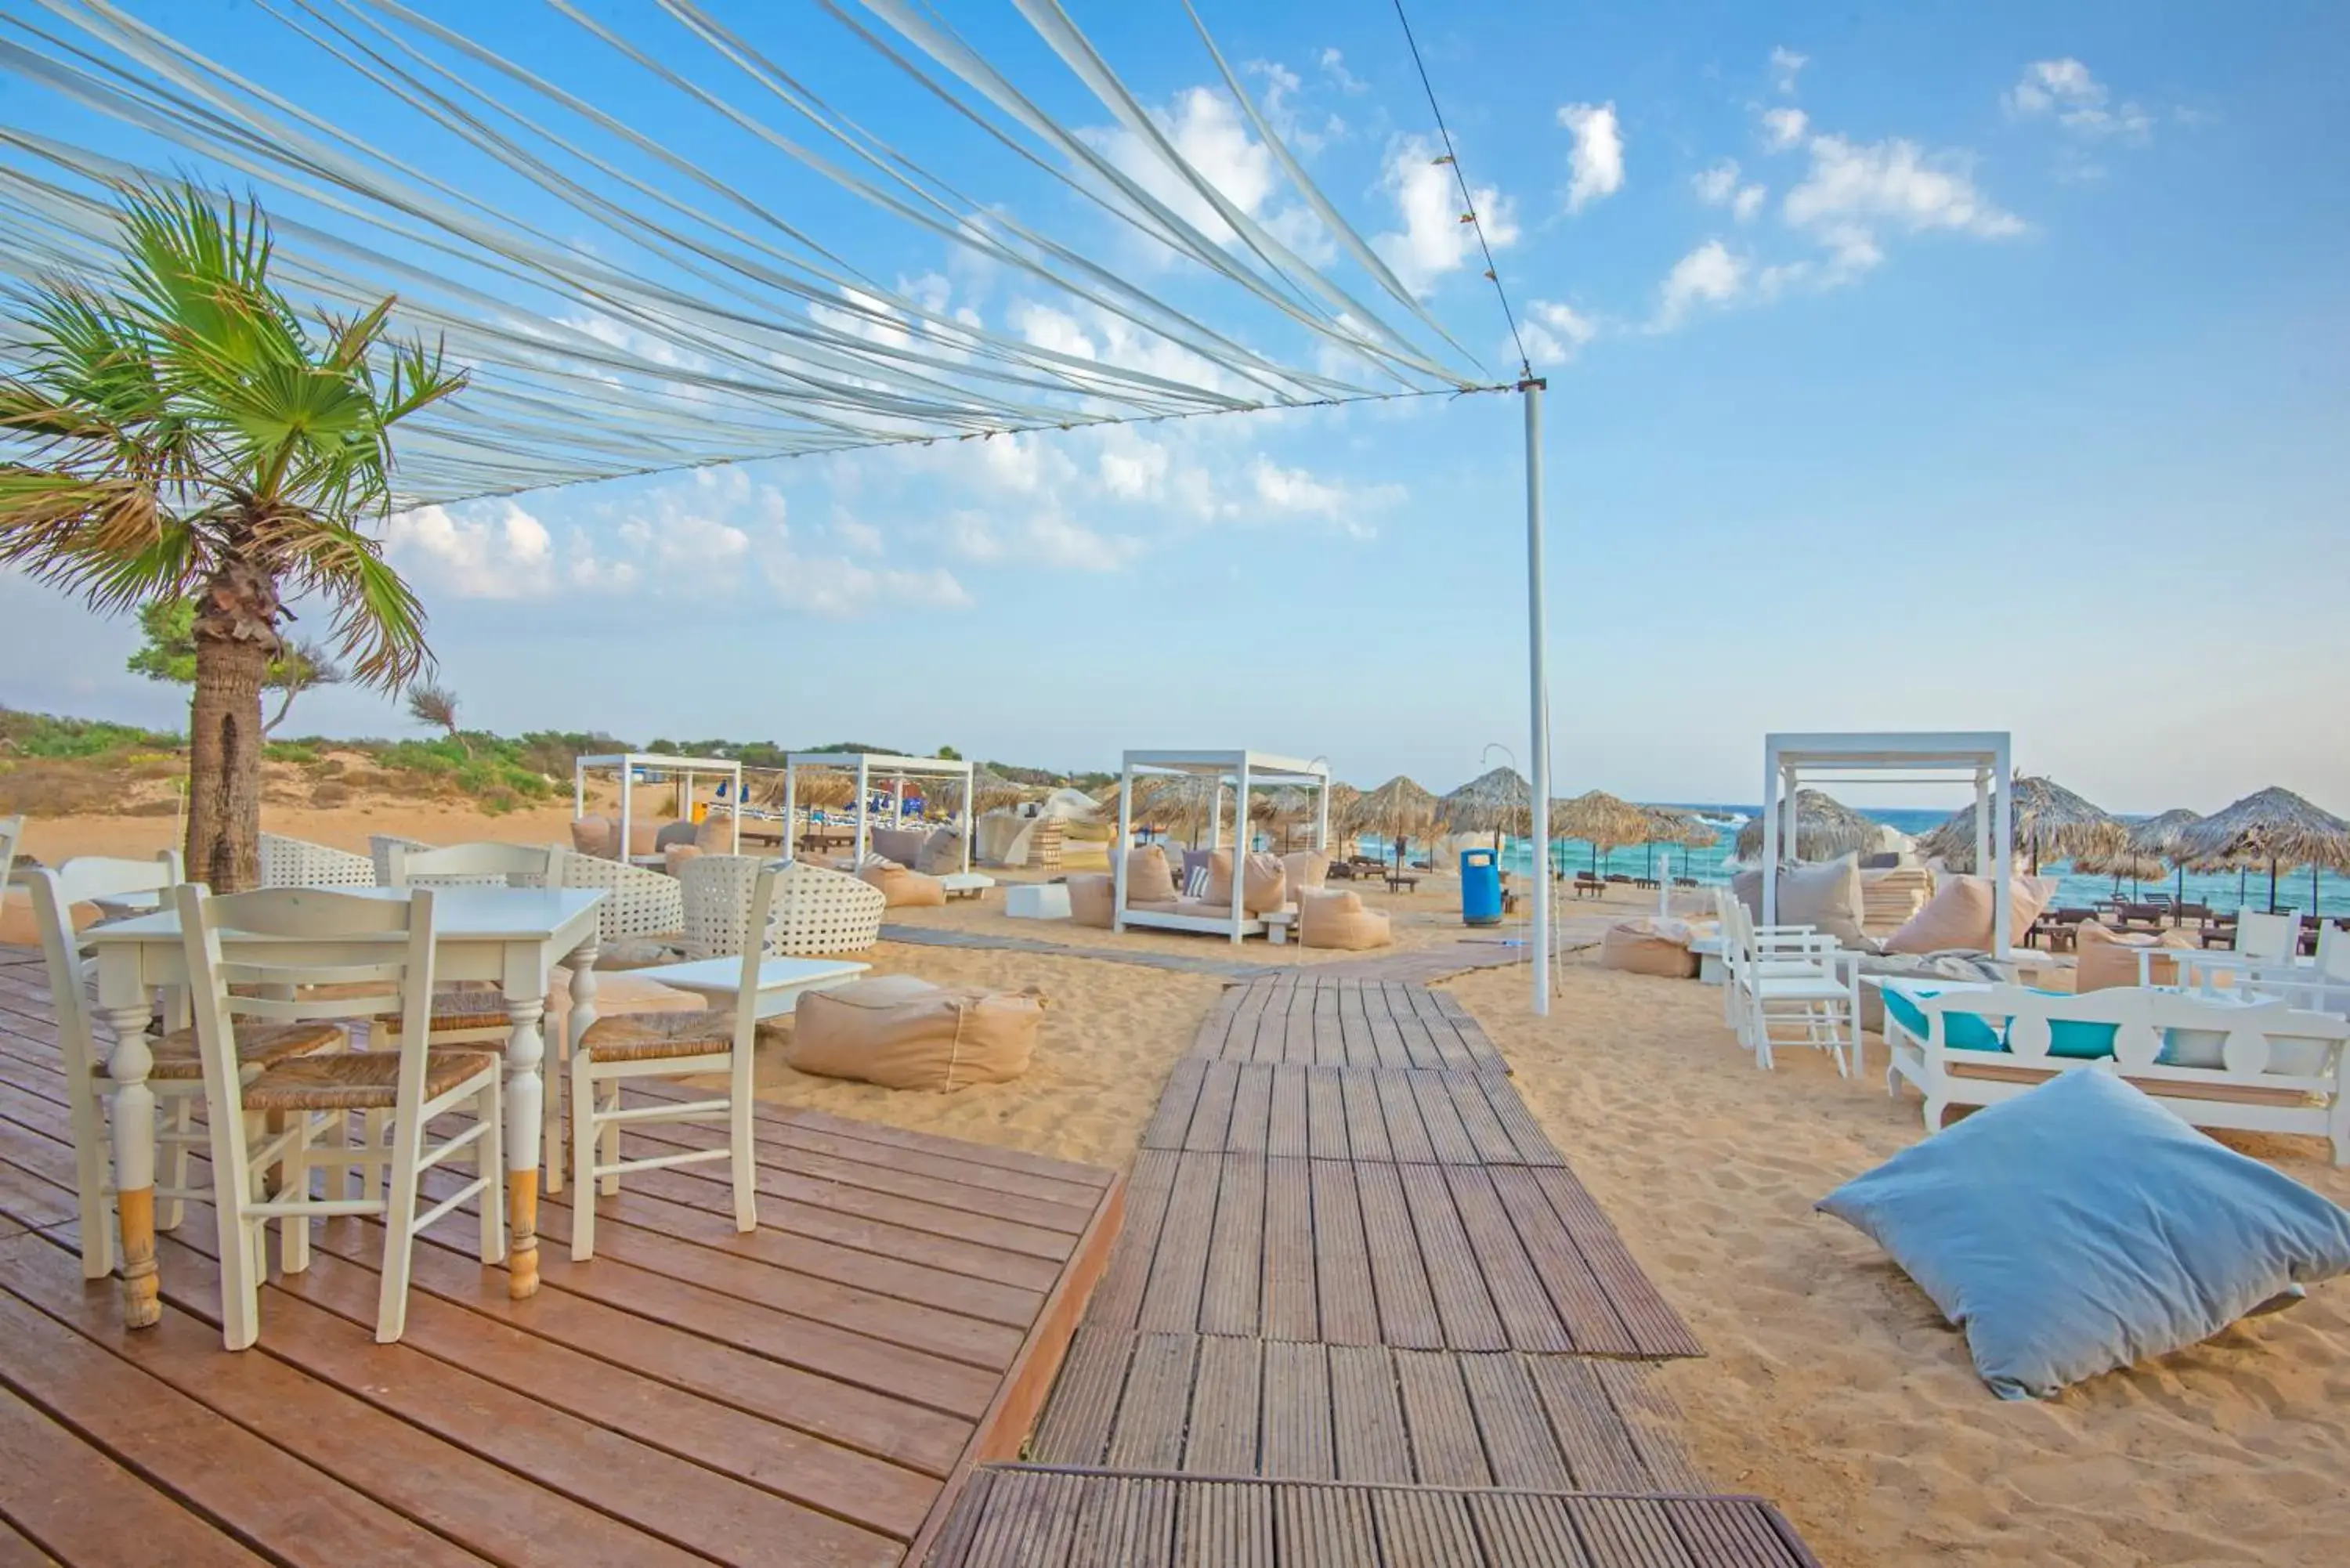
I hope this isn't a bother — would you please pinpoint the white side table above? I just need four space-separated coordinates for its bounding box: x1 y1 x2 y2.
941 872 996 901
1006 883 1072 919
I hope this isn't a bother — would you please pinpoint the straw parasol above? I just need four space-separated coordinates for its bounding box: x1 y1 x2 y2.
2118 807 2204 905
931 766 1028 817
1553 789 1652 875
1915 776 2127 875
1733 789 1878 863
2177 786 2350 913
1439 766 1534 850
1640 804 1720 881
1110 772 1231 844
1346 775 1439 869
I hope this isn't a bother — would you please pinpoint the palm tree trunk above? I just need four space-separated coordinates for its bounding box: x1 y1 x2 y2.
184 560 282 893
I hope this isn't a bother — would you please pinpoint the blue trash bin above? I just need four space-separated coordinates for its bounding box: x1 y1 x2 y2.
1460 847 1502 927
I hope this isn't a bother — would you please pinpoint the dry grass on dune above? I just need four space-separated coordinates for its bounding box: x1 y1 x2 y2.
1450 956 2350 1568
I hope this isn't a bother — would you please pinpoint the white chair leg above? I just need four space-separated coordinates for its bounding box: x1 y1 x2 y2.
280 1114 313 1275
730 1090 757 1234
478 1080 507 1265
74 1088 114 1282
160 1094 193 1233
217 1204 262 1352
544 1050 566 1195
570 1055 598 1263
598 1082 622 1198
374 1109 424 1345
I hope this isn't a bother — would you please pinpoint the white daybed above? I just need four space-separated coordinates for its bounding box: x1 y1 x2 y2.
780 751 976 876
573 752 743 864
1875 978 2350 1164
1112 750 1332 945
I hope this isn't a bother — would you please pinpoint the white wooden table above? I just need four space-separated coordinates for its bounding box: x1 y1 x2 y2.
82 885 605 1327
627 955 868 1017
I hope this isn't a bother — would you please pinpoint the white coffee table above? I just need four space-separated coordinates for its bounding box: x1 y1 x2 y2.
941 872 996 901
1006 883 1072 919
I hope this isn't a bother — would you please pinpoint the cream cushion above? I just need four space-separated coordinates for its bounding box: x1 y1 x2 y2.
786 977 1044 1091
1601 919 1700 979
2073 920 2196 992
1208 850 1289 916
1299 889 1392 950
1066 874 1114 928
1282 851 1331 900
859 861 947 909
627 818 665 858
1734 856 1870 948
1121 845 1180 905
569 816 619 859
1885 874 2060 956
869 826 928 869
915 827 964 876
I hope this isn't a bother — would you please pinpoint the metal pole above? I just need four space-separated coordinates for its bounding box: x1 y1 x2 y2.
1524 378 1551 1017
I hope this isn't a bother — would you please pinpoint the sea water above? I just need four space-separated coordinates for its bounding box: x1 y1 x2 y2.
1365 806 2350 918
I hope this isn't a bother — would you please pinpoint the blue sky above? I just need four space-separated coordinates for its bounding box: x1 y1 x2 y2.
4 1 2347 815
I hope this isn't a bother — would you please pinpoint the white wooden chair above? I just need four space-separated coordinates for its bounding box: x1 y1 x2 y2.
0 814 20 893
174 883 504 1347
2234 909 2303 963
22 852 333 1281
1715 889 1860 1073
1878 979 2350 1162
258 833 373 888
569 862 862 1260
381 840 558 891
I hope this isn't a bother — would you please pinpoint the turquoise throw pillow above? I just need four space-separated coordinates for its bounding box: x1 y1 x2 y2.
1881 986 2004 1052
2025 988 2120 1060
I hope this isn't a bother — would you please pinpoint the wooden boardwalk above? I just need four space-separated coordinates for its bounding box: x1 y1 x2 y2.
0 945 1119 1566
924 970 1817 1565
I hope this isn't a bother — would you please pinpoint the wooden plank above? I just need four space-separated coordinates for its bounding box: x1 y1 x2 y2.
1396 1163 1506 1351
1528 1359 1658 1494
1568 1494 1702 1568
1595 1361 1709 1494
1181 1062 1242 1154
1260 1340 1335 1480
1306 1160 1379 1346
1188 984 1247 1059
1198 1154 1264 1338
1175 1477 1271 1568
1310 979 1345 1068
1486 1165 1640 1358
1088 1151 1176 1331
1462 1490 1589 1568
1303 1066 1349 1160
1360 984 1410 1068
1390 1350 1490 1487
1249 976 1296 1067
1528 1166 1704 1358
1339 1069 1391 1162
1226 1063 1274 1156
1280 982 1316 1070
1258 1156 1318 1342
1218 981 1273 1064
1141 1058 1209 1150
1459 1356 1574 1492
1406 1073 1483 1165
1380 982 1444 1070
1264 1062 1309 1158
1104 1334 1197 1471
1335 981 1372 1067
1029 1326 1128 1466
0 1516 59 1568
1372 1071 1437 1164
1273 1481 1379 1568
1136 1152 1219 1335
0 1382 267 1568
1350 1162 1442 1349
1325 1344 1411 1483
1184 1335 1261 1476
1442 1165 1574 1353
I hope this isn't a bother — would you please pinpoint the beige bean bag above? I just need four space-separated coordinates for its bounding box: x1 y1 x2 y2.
1207 850 1289 916
663 844 704 878
1300 889 1392 950
570 815 619 859
786 975 1045 1090
1067 873 1114 928
1119 845 1180 903
2073 920 2196 992
915 826 966 876
1884 873 2059 955
859 860 947 908
1601 919 1700 979
1283 851 1331 901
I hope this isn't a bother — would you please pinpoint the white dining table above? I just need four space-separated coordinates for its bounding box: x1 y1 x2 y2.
81 885 605 1328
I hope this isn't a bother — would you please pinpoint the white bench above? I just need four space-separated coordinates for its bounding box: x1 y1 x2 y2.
940 872 995 901
1875 979 2350 1164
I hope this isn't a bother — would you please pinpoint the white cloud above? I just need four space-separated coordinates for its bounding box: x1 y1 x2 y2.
1246 457 1401 539
1083 85 1329 261
1097 428 1172 500
1007 299 1098 362
761 549 971 616
1318 48 1367 94
1520 300 1596 367
2007 58 2153 140
1769 46 1808 96
942 510 1142 573
1759 106 1809 151
383 501 613 599
1694 159 1766 222
1557 101 1625 214
833 517 884 555
1654 240 1747 329
1782 132 2023 276
1372 134 1520 294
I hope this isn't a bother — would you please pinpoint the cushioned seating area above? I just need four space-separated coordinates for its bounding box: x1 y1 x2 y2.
1299 889 1392 950
786 976 1044 1090
143 1021 346 1081
2075 920 2195 992
240 1048 497 1112
1120 844 1181 904
1207 850 1289 915
868 826 929 868
915 826 965 876
578 1008 734 1062
1601 919 1699 978
859 860 947 908
1886 873 2060 955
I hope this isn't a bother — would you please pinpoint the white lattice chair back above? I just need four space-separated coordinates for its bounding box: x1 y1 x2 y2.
551 846 685 942
368 834 436 883
258 833 374 888
679 854 765 960
771 860 886 956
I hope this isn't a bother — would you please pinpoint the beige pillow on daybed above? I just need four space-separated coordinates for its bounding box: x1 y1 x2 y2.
1207 850 1289 915
1734 856 1870 948
1119 845 1180 904
786 977 1045 1090
1885 874 2059 955
915 826 965 876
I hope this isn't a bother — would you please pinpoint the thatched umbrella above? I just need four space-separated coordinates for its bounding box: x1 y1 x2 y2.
1113 772 1230 845
1553 789 1651 875
2177 786 2350 913
1733 789 1878 863
1640 804 1720 881
1439 767 1533 853
931 766 1028 817
1346 775 1439 869
2120 807 2204 906
1915 776 2126 875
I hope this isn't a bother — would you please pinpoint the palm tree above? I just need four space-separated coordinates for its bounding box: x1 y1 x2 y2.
1 183 465 890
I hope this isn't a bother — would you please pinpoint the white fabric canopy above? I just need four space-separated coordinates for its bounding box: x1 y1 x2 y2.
0 0 1502 504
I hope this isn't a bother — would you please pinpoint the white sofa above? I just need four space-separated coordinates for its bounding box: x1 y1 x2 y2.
1876 979 2350 1164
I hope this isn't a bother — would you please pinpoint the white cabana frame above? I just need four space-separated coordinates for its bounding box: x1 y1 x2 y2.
1113 750 1333 945
1762 732 2014 956
781 752 974 874
573 753 743 863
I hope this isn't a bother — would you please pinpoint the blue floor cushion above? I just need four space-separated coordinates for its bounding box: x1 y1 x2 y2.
1818 1071 2350 1399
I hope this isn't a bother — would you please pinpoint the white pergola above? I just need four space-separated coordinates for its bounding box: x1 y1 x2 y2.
781 752 974 873
1113 750 1332 945
1761 731 2014 956
573 753 743 862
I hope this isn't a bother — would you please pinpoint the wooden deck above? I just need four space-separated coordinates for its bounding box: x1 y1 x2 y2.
0 946 1120 1566
1188 974 1512 1072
